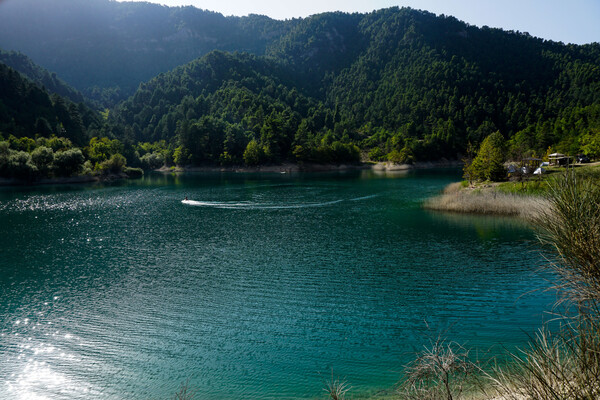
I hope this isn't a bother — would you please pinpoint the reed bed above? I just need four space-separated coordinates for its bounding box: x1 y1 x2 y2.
423 182 550 221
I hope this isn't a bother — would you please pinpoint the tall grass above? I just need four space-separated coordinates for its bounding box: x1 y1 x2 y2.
489 171 600 399
535 172 600 305
423 182 549 220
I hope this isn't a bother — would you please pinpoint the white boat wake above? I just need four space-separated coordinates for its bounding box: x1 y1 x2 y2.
181 194 378 210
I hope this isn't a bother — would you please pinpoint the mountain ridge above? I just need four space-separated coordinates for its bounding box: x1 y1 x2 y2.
0 0 599 166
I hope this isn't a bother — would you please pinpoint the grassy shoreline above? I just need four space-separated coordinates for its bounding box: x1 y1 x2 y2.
424 163 600 220
423 181 550 221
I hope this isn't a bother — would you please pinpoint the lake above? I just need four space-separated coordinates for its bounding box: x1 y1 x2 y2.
0 169 554 399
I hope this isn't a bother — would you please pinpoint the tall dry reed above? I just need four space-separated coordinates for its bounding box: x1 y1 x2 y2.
424 183 549 220
490 171 600 399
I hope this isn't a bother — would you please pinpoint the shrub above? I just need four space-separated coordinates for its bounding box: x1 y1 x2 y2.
6 151 38 180
536 171 600 305
53 148 84 177
323 372 350 400
123 167 143 178
140 151 164 170
399 335 475 400
243 139 263 166
31 146 54 177
368 147 385 161
97 153 127 174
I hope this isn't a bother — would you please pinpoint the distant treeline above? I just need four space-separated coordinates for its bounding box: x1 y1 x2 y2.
0 134 146 182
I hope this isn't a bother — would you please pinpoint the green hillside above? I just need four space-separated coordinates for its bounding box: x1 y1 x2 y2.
0 62 100 146
0 50 86 104
105 8 600 164
0 1 599 166
0 0 297 102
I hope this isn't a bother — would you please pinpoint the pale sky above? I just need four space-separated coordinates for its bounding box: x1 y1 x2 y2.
117 0 600 45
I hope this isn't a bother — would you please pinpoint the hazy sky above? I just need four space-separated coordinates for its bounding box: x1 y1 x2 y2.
116 0 600 45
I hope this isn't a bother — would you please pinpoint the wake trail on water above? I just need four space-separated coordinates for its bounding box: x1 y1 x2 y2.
181 194 378 210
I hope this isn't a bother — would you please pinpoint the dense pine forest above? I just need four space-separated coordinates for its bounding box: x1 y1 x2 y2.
0 0 599 180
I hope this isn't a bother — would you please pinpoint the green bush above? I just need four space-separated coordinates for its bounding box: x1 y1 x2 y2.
53 148 85 177
173 146 191 166
31 146 54 177
6 151 38 180
218 151 234 166
97 153 127 174
387 147 415 164
140 152 164 170
368 147 385 161
123 167 143 178
243 140 264 166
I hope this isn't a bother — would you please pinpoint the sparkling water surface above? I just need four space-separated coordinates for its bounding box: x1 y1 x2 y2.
0 169 554 399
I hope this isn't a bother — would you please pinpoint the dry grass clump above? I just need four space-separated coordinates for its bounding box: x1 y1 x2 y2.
424 184 549 220
489 320 600 400
323 372 351 400
398 335 477 400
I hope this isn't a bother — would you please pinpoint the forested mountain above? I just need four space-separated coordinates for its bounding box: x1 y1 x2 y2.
0 0 297 102
0 0 599 167
0 50 86 104
0 62 101 146
104 7 600 163
106 51 357 165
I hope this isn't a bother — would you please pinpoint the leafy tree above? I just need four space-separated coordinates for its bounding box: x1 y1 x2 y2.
45 136 73 152
173 146 191 166
8 135 36 152
98 153 127 174
31 146 54 177
368 147 385 161
219 151 234 166
580 130 600 158
140 152 164 169
243 139 264 166
387 147 415 164
6 151 37 180
53 149 85 177
464 131 507 182
86 137 123 165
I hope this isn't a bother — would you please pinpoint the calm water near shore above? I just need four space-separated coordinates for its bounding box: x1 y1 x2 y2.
0 169 554 399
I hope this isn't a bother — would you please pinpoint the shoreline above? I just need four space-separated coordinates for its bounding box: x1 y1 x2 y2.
0 160 462 187
423 181 550 221
159 159 462 174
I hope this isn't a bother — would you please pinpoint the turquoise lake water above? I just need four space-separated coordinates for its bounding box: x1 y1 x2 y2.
0 169 555 399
